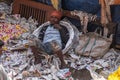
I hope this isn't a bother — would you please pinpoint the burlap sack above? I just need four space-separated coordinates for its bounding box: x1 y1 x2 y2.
75 32 112 58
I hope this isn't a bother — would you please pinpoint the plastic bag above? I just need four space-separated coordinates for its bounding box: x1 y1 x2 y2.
108 66 120 80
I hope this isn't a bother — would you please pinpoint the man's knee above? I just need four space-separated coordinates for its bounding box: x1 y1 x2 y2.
50 41 62 52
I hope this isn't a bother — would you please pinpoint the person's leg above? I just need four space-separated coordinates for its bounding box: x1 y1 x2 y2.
30 46 43 64
54 50 66 68
30 40 47 64
50 41 66 68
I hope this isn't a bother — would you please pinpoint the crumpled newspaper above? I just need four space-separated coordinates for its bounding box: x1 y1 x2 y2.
0 2 11 14
0 64 11 80
56 68 71 79
86 66 107 80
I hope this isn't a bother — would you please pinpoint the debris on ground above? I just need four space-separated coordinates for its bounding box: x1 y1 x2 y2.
0 2 120 80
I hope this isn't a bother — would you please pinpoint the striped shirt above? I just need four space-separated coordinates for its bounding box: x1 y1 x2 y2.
43 25 62 48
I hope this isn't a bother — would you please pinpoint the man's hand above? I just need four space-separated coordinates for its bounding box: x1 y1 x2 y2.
53 24 62 30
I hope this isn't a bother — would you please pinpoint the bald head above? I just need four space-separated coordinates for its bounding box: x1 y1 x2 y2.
50 10 63 20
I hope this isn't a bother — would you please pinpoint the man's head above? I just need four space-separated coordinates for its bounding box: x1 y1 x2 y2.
50 10 63 24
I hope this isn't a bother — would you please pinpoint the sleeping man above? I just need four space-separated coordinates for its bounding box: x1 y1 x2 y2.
29 10 69 68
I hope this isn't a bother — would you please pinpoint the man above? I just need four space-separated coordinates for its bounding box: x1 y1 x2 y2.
30 10 69 68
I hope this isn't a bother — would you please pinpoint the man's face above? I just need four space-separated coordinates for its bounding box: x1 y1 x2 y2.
50 16 60 25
